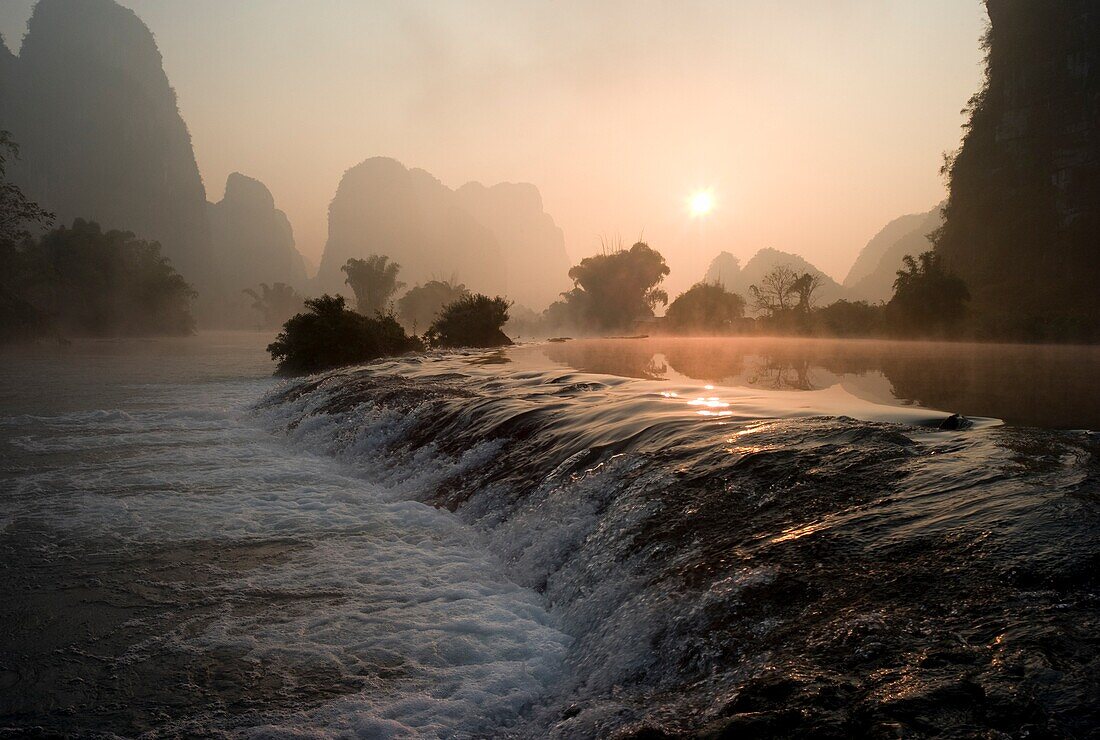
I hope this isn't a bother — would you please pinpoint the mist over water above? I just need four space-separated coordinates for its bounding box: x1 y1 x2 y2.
2 334 1098 736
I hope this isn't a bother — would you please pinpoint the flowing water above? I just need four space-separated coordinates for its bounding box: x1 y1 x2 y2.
1 333 1098 737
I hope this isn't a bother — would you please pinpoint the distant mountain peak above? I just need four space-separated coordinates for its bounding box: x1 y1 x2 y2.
844 205 943 303
221 172 277 212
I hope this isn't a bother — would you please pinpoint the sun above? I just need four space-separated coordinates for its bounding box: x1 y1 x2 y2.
689 189 714 217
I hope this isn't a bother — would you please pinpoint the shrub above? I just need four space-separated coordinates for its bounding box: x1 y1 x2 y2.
814 299 883 337
397 279 469 332
425 294 512 348
666 282 746 334
267 294 421 375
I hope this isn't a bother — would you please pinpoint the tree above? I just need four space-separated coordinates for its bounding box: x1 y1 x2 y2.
749 264 822 317
341 255 405 316
0 130 53 244
886 251 969 336
814 299 883 337
267 294 421 376
243 282 305 329
2 219 196 340
425 294 512 348
790 272 823 313
547 241 670 332
665 282 746 334
397 279 469 332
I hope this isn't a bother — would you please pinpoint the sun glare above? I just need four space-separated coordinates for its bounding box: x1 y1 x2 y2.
689 189 714 217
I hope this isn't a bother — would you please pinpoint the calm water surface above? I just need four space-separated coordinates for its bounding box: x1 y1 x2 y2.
533 336 1100 430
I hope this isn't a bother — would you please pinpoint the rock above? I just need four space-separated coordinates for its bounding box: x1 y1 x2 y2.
937 414 972 431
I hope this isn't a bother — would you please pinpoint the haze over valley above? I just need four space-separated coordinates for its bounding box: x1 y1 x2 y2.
2 2 1099 738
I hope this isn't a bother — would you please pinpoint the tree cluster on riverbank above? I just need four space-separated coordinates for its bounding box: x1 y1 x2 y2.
0 132 197 343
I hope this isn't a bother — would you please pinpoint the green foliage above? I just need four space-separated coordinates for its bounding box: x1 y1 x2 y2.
0 130 53 245
397 280 469 332
546 241 669 333
665 282 746 334
425 294 512 348
243 282 304 329
341 255 405 316
267 294 422 376
0 219 195 342
886 251 969 336
814 299 883 337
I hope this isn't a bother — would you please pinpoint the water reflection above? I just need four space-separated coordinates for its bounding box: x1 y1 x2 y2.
540 337 1100 430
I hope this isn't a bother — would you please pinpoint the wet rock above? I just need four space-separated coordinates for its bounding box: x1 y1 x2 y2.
938 413 972 431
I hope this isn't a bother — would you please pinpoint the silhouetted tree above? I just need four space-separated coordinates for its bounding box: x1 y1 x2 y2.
0 131 53 244
397 279 469 332
814 299 883 337
2 219 196 340
342 255 405 315
886 251 969 336
425 294 512 348
267 294 421 376
749 264 822 318
749 264 798 317
665 282 746 334
243 282 304 329
790 272 823 313
546 241 669 332
749 264 822 333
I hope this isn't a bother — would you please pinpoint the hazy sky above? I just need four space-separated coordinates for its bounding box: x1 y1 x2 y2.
1 1 987 293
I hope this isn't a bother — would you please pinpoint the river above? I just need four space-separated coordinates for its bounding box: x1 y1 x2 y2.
1 333 1097 736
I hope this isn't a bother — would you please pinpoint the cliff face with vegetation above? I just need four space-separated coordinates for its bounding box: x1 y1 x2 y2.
208 173 307 292
936 0 1100 338
0 0 215 290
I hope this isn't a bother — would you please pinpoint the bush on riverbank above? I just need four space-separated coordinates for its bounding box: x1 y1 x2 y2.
425 294 512 348
267 294 421 375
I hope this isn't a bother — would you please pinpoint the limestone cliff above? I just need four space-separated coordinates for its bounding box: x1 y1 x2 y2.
455 181 570 309
317 158 507 299
936 0 1100 338
0 0 214 289
208 173 307 292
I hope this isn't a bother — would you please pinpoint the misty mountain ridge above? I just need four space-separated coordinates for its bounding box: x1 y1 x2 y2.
705 247 845 309
455 181 570 309
845 204 943 303
208 172 308 292
318 157 568 310
702 202 943 308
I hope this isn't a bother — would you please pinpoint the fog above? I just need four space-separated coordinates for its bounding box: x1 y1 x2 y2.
0 0 985 294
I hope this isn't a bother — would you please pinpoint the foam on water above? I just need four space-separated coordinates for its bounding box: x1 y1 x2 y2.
0 348 571 737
